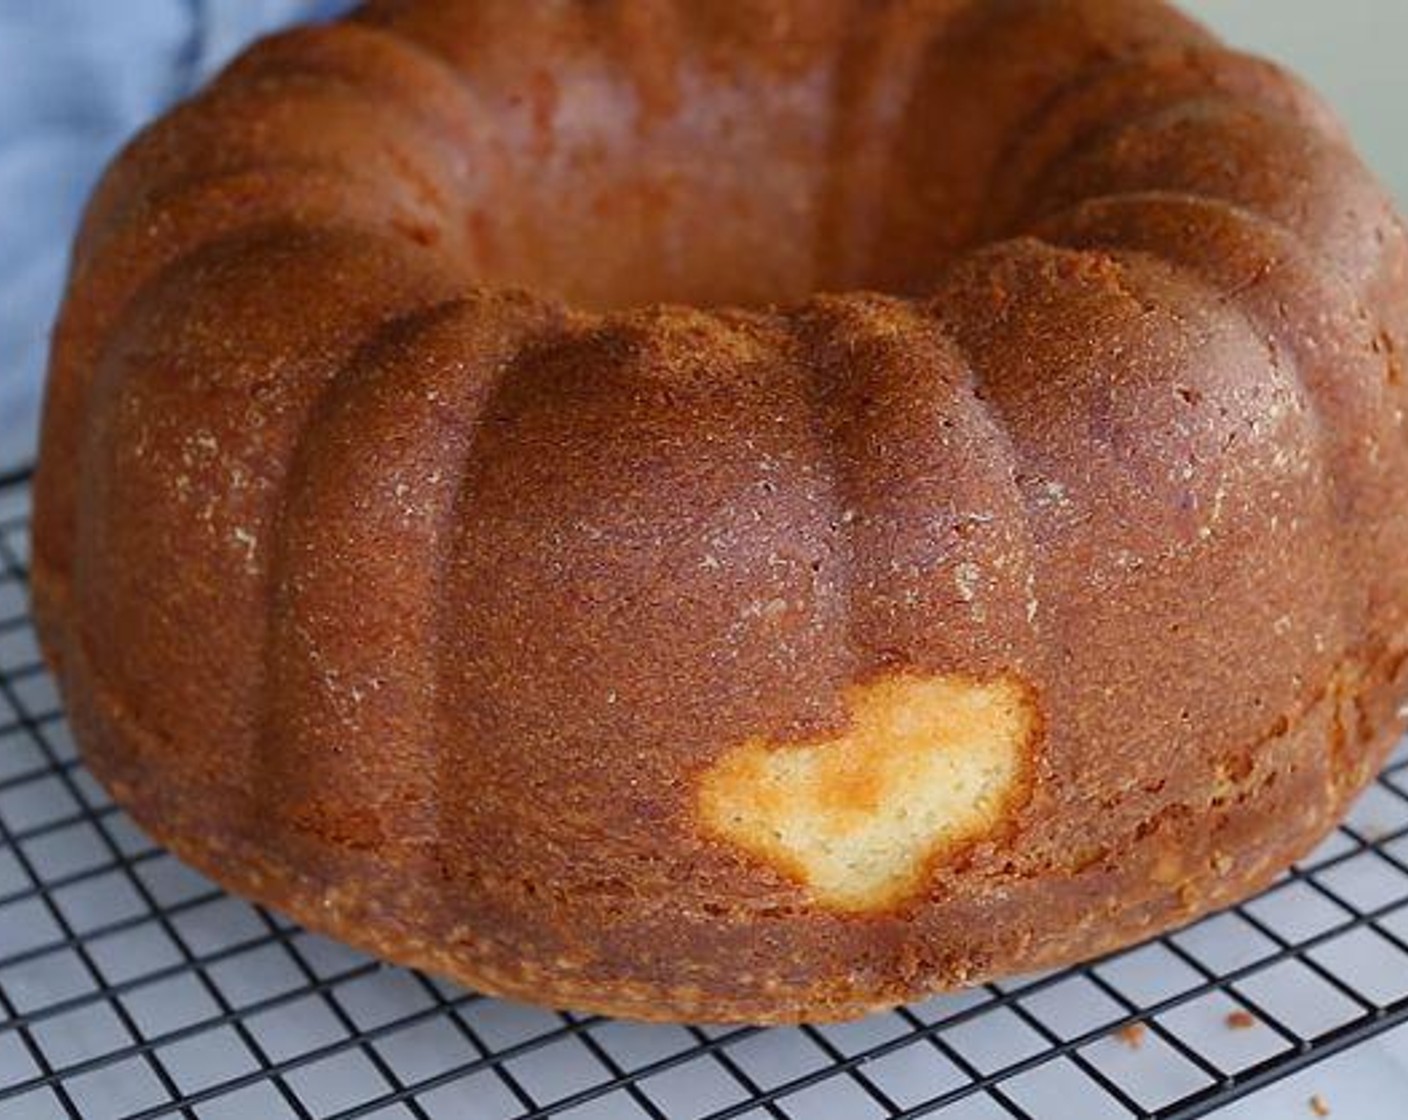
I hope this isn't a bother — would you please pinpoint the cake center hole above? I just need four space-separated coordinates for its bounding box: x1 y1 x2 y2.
454 65 984 311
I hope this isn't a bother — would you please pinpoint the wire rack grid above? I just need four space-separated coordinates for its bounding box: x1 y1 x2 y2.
2 467 1408 1120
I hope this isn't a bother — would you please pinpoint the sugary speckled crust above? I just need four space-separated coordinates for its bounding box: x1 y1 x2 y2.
31 0 1408 1022
35 603 1408 1022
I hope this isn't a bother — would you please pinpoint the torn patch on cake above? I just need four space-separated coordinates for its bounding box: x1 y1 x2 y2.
697 672 1038 912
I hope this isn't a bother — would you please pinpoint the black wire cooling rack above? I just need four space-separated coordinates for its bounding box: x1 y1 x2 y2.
3 466 1408 1119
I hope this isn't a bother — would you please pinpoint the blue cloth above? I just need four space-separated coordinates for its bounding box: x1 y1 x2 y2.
0 0 349 472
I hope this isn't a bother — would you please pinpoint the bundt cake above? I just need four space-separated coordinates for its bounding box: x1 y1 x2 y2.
31 0 1408 1023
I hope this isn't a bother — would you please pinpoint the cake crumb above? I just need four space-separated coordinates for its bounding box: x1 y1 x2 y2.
1224 1010 1256 1030
1114 1022 1146 1050
1309 1094 1330 1117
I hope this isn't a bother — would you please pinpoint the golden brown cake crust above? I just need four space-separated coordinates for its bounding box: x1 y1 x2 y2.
31 0 1408 1022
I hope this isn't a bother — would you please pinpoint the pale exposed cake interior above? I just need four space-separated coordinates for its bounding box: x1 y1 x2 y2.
698 674 1034 911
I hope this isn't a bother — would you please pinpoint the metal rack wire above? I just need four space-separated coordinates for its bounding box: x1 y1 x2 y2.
2 466 1408 1119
